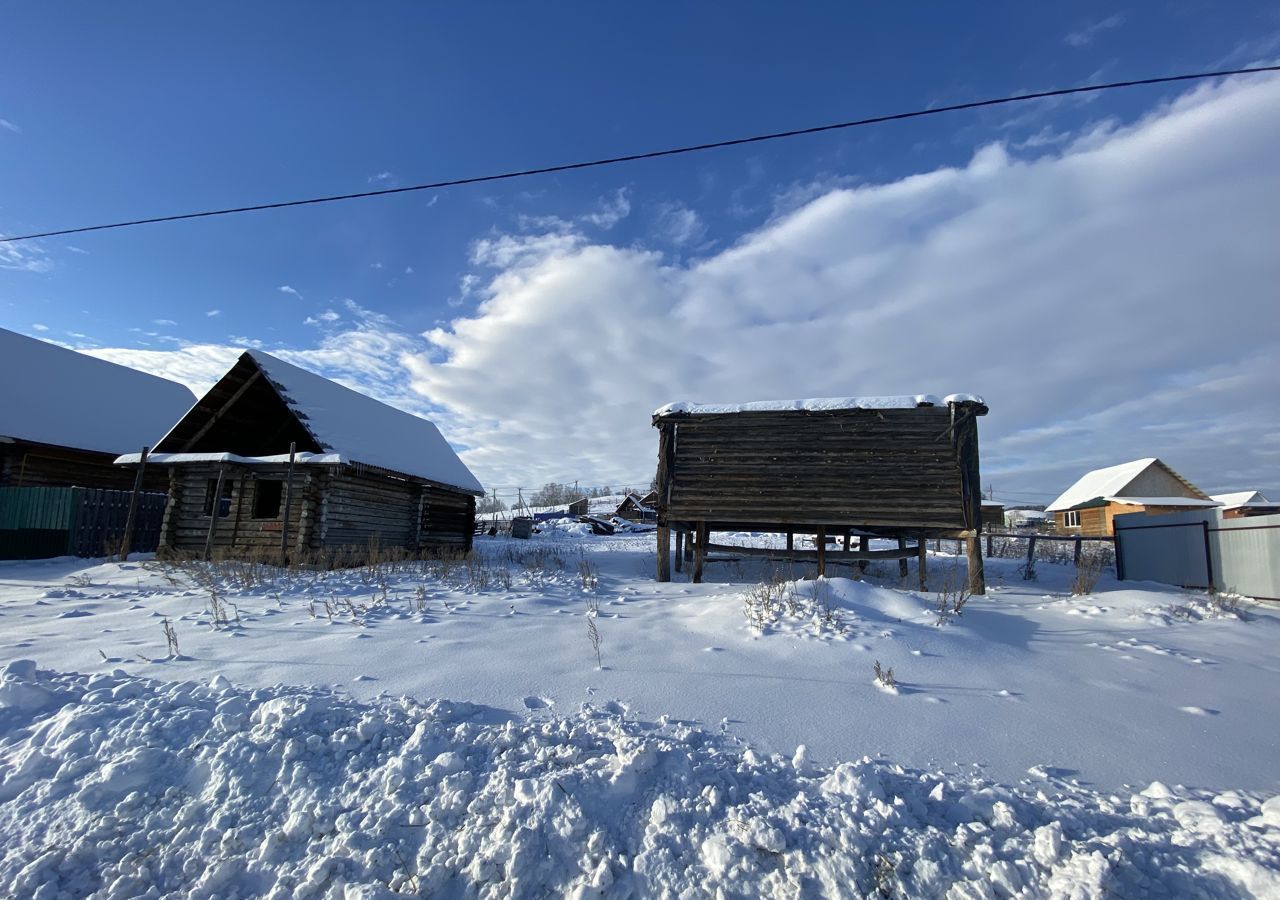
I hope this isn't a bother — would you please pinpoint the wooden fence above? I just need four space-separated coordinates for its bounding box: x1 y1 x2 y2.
0 486 167 560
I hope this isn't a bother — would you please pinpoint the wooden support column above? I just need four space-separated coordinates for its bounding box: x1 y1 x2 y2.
897 537 909 578
118 446 149 561
692 522 707 583
986 532 993 558
1073 536 1082 567
842 529 851 551
674 529 684 573
858 534 869 572
203 466 226 561
966 532 986 596
785 531 793 553
280 442 297 564
655 422 674 582
917 530 928 591
815 526 827 577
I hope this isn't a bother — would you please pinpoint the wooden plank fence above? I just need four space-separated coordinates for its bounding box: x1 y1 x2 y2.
0 486 167 560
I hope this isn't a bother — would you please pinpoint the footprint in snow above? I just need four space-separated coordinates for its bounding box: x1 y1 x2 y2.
354 674 378 682
57 609 93 618
703 646 724 652
1178 705 1219 716
522 696 553 710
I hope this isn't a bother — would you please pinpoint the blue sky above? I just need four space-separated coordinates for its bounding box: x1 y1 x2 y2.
2 4 1279 502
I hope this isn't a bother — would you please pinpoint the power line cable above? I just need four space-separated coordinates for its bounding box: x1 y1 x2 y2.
2 65 1276 244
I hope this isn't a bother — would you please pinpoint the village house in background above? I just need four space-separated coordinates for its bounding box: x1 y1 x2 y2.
651 394 989 592
0 328 196 560
1211 491 1280 519
1004 506 1049 529
117 350 482 560
614 490 658 523
1046 457 1217 535
0 327 194 492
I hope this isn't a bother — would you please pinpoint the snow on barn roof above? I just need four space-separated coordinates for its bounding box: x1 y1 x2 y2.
149 350 483 495
654 394 985 417
1046 458 1208 512
1211 491 1275 510
0 328 196 455
247 351 483 495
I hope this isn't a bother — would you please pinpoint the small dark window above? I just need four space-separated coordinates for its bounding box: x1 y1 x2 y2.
203 478 233 517
253 480 284 519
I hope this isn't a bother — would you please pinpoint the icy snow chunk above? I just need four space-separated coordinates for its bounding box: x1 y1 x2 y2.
2 659 37 680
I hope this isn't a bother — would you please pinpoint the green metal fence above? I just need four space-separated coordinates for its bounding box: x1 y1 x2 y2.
0 486 167 560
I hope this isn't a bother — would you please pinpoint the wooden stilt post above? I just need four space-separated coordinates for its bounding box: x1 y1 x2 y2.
1026 536 1037 570
685 530 694 562
786 531 793 553
816 526 827 577
279 442 296 565
118 446 149 561
203 466 226 561
842 529 851 551
1073 536 1082 567
692 522 707 583
674 529 684 573
858 534 869 572
655 422 674 582
897 536 909 578
918 530 928 591
966 532 986 595
986 532 993 558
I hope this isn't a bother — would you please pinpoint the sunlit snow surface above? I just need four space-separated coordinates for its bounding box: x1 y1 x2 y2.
2 530 1278 896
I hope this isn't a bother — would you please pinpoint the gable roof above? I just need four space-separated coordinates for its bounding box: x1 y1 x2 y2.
155 350 483 495
1046 458 1208 512
1211 491 1275 510
0 328 196 455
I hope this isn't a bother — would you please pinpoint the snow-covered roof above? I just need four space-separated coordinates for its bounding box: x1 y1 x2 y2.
1104 497 1221 508
653 394 985 417
1046 458 1207 512
115 451 346 467
156 350 483 495
981 499 1004 507
0 328 196 455
1211 491 1275 510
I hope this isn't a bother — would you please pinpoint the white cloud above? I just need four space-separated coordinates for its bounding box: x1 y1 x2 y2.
0 118 20 134
1 242 52 273
582 188 632 229
278 285 302 299
369 171 394 183
403 73 1280 495
153 319 177 327
304 310 342 326
656 204 706 247
206 309 222 317
1065 13 1125 48
31 323 48 332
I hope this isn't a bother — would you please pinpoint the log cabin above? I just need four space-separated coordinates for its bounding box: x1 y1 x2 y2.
1046 458 1216 535
651 393 989 593
116 350 483 561
0 327 195 491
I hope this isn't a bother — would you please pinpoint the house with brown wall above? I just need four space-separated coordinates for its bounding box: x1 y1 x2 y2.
1046 458 1217 536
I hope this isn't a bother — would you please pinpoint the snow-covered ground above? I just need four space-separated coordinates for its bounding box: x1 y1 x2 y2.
3 529 1279 896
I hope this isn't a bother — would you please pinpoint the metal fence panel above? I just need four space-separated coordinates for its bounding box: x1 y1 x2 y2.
1210 513 1280 601
0 486 167 560
1114 510 1211 588
1116 509 1280 600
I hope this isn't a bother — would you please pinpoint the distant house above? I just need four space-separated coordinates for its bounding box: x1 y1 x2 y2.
567 497 590 517
1046 458 1216 535
615 492 657 523
1005 508 1049 529
117 350 483 560
1211 491 1280 519
980 500 1005 529
0 328 195 491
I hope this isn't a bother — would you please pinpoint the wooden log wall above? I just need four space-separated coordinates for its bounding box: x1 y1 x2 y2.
157 463 477 556
1 442 169 492
658 407 976 530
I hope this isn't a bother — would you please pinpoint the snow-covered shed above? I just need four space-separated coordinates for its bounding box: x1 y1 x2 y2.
0 328 196 491
615 491 657 523
120 350 483 560
651 394 989 592
1046 458 1216 535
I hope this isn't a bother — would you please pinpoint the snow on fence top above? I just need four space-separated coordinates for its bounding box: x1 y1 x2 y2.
0 327 196 455
249 351 483 495
653 393 985 417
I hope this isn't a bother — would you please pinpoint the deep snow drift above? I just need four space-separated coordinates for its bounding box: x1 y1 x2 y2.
2 662 1278 898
